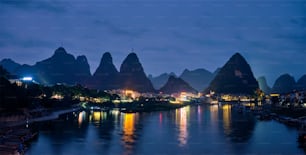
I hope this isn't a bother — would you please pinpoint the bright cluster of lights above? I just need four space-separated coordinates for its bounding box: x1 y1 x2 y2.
22 77 33 81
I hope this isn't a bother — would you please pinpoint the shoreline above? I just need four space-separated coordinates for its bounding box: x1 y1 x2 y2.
0 107 81 128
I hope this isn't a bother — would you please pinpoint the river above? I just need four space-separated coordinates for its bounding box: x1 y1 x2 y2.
26 104 306 155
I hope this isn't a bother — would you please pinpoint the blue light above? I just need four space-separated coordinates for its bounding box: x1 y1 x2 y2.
22 77 33 81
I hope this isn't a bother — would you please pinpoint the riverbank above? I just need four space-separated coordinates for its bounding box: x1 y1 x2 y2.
0 125 38 155
0 106 81 154
0 107 81 128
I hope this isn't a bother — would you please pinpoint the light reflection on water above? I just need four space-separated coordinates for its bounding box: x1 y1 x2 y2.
26 105 305 155
175 106 189 147
122 113 136 154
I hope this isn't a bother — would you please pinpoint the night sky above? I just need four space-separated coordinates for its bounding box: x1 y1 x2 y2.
0 0 305 85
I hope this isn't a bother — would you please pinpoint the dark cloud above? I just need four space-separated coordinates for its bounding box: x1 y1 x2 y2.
0 0 66 12
0 0 305 83
0 30 55 48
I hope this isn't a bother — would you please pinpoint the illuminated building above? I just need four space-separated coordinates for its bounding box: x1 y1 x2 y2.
51 93 64 100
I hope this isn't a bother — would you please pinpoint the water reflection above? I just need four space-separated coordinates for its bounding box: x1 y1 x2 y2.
210 105 219 128
78 111 85 127
175 106 189 147
92 111 101 122
220 104 256 143
26 106 304 155
122 113 137 154
222 104 232 135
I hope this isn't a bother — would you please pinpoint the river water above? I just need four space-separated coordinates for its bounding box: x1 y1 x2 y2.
26 105 305 155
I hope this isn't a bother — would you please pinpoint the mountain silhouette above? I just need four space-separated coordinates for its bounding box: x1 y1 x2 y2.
119 53 155 92
148 72 177 90
159 75 197 94
272 74 296 94
92 52 119 90
13 47 91 85
257 76 271 94
35 47 91 85
296 74 306 91
0 58 21 74
179 68 213 91
205 53 258 94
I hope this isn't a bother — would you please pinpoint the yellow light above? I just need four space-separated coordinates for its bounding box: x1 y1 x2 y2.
170 100 181 104
125 90 136 99
122 113 135 149
270 94 280 97
222 104 231 134
113 100 121 103
93 111 101 122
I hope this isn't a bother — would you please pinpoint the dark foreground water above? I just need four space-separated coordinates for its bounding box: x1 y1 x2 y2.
26 105 306 155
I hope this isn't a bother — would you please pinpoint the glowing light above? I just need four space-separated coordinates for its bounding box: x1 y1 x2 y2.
78 111 85 127
170 100 181 104
210 105 218 127
177 107 188 146
122 113 135 152
159 113 163 124
113 100 121 103
270 94 280 97
22 77 32 81
222 104 231 135
124 90 139 99
51 94 64 100
93 111 101 122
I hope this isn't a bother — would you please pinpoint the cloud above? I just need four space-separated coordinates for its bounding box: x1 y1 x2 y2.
0 0 67 13
0 30 55 48
93 20 147 37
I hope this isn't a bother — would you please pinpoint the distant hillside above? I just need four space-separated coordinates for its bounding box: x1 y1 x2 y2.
9 47 92 86
179 68 213 91
159 76 197 94
257 76 271 94
296 74 306 91
272 74 296 94
148 72 176 90
0 58 21 74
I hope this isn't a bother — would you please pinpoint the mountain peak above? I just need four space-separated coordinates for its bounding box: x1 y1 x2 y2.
0 58 21 74
227 52 248 66
125 53 139 62
119 52 155 92
94 52 118 76
1 58 15 63
101 52 113 64
160 76 197 94
120 53 142 73
76 55 88 63
272 74 296 93
54 47 67 55
297 74 306 91
180 68 214 91
182 69 190 73
91 52 118 90
206 53 258 94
